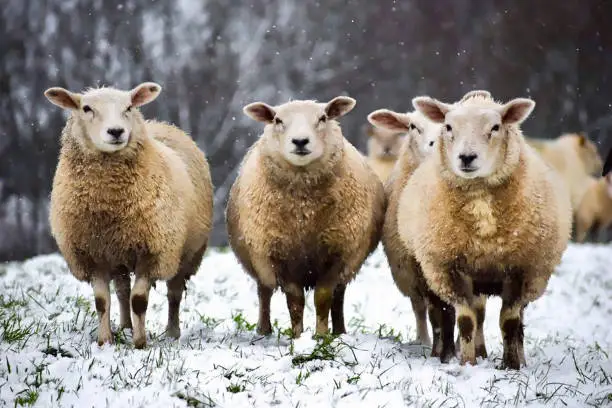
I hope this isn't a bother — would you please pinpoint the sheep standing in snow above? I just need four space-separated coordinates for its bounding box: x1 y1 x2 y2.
525 133 602 212
367 109 443 350
365 124 406 182
44 83 213 348
398 92 571 368
575 174 612 242
226 97 385 338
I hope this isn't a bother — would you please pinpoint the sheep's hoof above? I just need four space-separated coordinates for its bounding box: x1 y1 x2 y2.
166 325 181 340
476 344 488 359
440 345 457 364
460 355 477 366
133 337 147 349
256 322 272 336
502 354 521 370
97 332 114 347
332 326 346 335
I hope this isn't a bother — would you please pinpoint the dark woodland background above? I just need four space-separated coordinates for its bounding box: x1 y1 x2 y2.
1 0 612 261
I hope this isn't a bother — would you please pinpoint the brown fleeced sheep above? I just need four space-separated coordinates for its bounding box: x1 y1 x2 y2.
367 109 442 349
525 133 602 211
575 174 612 242
44 83 213 349
398 92 571 369
365 125 406 182
226 97 385 338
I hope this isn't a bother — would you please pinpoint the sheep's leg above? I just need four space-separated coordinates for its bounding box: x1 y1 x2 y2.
92 273 113 346
257 284 273 335
427 303 442 358
314 283 337 337
166 275 185 339
411 294 431 347
331 284 346 335
456 304 477 365
474 295 488 359
575 216 591 243
284 283 305 338
500 276 525 370
428 293 455 363
518 306 526 366
131 275 152 349
114 267 132 330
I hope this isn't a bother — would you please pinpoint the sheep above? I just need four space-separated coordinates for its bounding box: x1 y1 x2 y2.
226 97 385 338
398 92 572 369
44 83 213 349
525 133 602 211
367 109 443 349
365 124 406 182
575 174 612 242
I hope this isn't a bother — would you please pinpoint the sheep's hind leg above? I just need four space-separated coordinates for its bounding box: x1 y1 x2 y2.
166 275 185 339
257 284 273 335
412 294 431 347
92 273 113 346
114 266 132 330
331 283 346 335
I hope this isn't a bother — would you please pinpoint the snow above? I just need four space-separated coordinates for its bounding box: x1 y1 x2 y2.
0 244 611 407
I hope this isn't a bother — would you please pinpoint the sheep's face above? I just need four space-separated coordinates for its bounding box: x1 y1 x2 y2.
366 126 405 160
367 109 439 163
573 133 603 176
44 83 161 153
413 96 535 180
244 97 356 167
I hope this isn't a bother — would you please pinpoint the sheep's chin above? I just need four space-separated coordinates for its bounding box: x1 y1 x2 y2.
284 152 320 167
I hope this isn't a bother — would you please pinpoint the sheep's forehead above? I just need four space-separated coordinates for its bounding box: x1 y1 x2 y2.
81 88 131 107
372 127 404 141
447 106 501 129
275 100 324 120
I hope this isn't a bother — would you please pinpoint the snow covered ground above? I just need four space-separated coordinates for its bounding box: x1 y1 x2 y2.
0 244 611 408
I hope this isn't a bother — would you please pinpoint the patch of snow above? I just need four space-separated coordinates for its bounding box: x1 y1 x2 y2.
0 244 611 407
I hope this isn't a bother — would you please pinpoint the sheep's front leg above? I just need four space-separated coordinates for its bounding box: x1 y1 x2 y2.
428 293 456 363
500 275 525 370
114 267 132 330
474 295 488 358
131 268 153 349
284 283 305 338
456 303 477 365
92 273 112 346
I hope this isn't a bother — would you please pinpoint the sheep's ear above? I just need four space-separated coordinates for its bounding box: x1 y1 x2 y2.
412 96 450 123
243 102 276 123
459 90 491 103
577 133 587 147
130 82 162 107
499 98 535 125
325 96 356 120
367 109 410 132
44 87 81 110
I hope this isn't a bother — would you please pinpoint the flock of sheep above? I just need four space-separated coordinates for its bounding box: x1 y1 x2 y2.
42 82 605 371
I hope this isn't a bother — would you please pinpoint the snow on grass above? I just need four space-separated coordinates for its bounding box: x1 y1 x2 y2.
0 244 611 407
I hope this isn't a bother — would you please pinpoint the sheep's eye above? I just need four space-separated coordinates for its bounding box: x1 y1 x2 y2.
491 124 500 132
409 123 416 130
318 115 327 123
126 106 132 113
429 141 435 146
274 117 283 125
445 124 452 132
83 105 92 113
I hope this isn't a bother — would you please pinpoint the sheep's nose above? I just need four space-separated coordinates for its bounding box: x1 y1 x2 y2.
459 153 477 166
107 128 125 138
292 138 309 148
